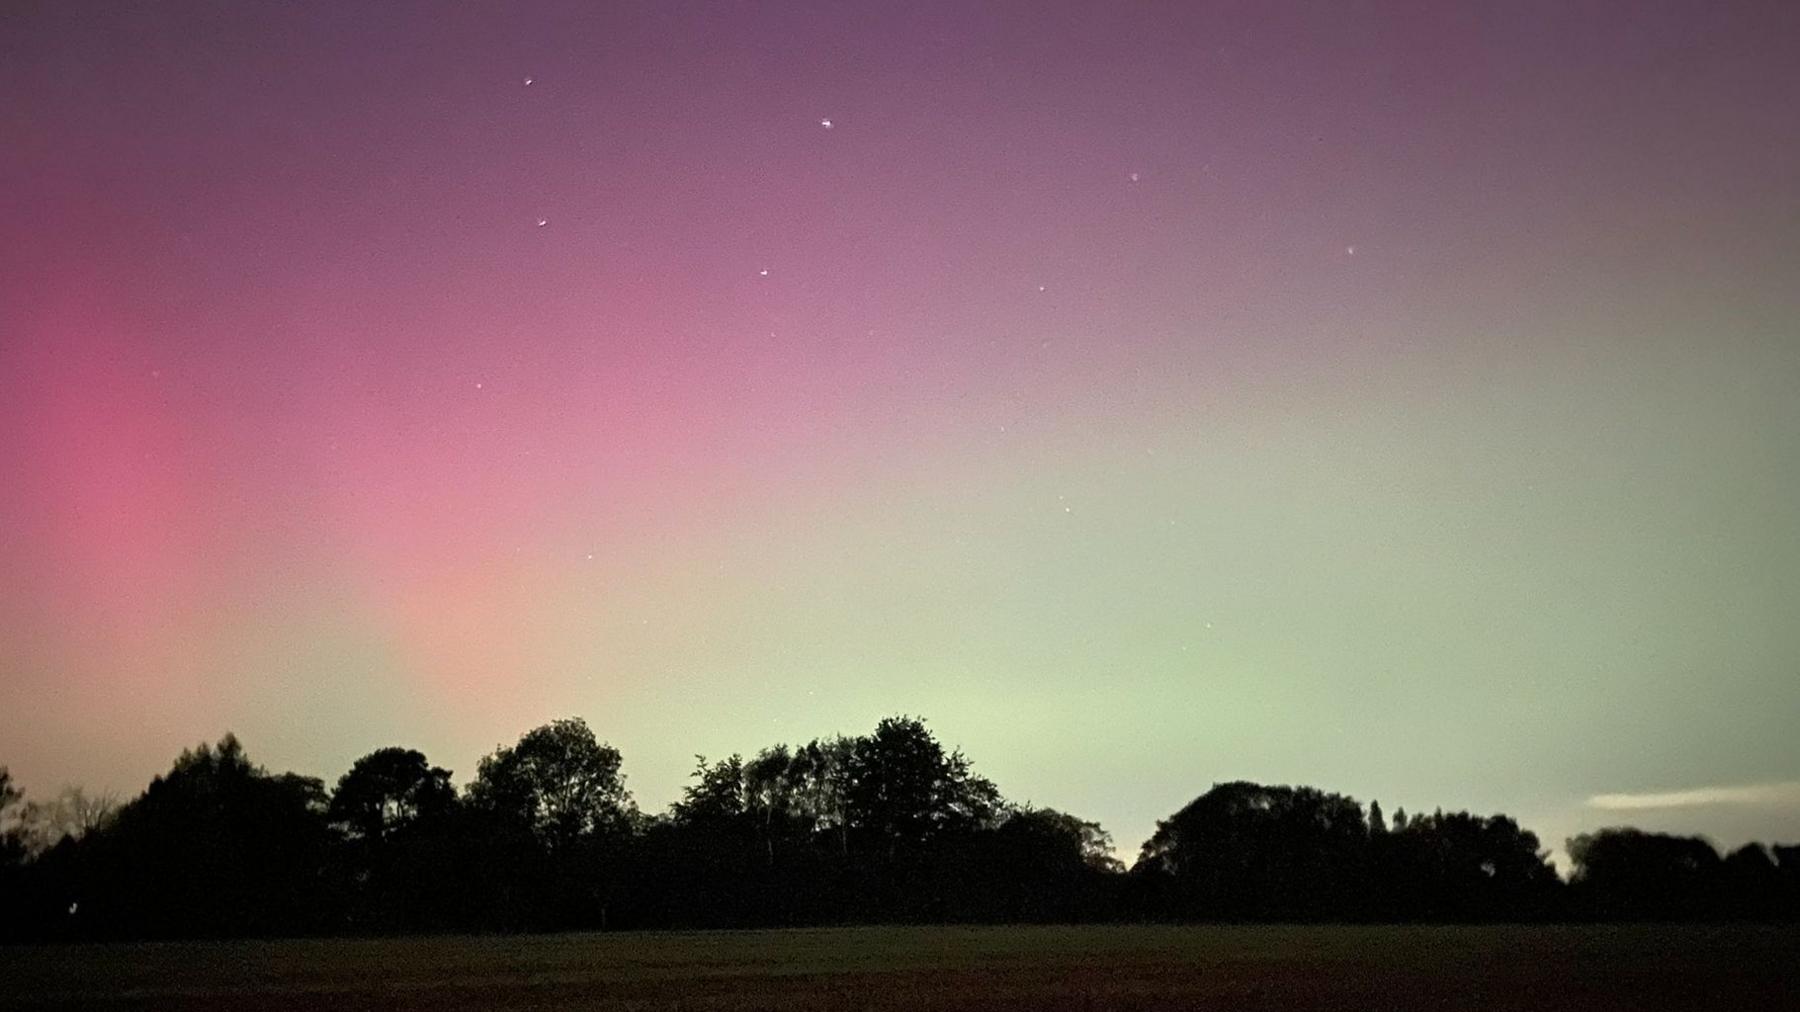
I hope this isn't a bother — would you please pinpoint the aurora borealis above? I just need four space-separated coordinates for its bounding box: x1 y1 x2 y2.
3 1 1798 861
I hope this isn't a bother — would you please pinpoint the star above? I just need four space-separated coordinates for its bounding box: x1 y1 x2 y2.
819 118 833 129
523 77 534 86
759 268 769 276
1346 245 1356 255
1129 172 1140 183
536 218 548 227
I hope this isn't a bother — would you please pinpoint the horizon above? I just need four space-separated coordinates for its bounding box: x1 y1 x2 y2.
7 712 1799 873
4 1 1798 875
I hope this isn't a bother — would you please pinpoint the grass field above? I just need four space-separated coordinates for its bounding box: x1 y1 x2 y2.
5 924 1797 1010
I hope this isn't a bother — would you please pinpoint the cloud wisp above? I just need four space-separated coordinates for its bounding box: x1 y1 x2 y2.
1586 782 1800 812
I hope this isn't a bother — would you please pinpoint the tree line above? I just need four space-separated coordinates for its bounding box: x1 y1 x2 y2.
2 715 1796 940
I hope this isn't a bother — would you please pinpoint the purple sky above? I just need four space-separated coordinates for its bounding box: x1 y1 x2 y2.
4 1 1798 860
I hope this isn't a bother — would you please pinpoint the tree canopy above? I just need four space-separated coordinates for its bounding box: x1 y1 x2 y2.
468 718 635 849
3 717 1796 941
328 748 455 843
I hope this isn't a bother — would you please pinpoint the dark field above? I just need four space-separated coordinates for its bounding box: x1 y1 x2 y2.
5 924 1797 1011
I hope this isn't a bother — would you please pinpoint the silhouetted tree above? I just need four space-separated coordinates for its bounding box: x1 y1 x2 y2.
1719 842 1782 919
644 754 764 927
1018 807 1124 874
1775 845 1800 920
962 806 1124 922
792 735 857 856
327 747 460 931
470 718 634 848
16 715 1800 939
465 718 636 929
845 716 1001 857
671 754 749 826
0 768 28 930
75 735 335 938
329 748 455 843
1135 782 1369 920
0 768 25 870
1568 828 1724 920
1383 810 1557 920
648 747 818 928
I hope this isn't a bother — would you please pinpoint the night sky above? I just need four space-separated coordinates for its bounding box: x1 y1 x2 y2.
4 1 1798 862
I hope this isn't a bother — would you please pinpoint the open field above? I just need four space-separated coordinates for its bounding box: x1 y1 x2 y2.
5 924 1798 1010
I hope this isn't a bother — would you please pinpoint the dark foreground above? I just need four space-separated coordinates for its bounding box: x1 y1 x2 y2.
5 924 1798 1011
